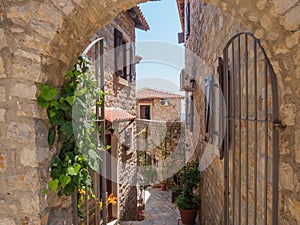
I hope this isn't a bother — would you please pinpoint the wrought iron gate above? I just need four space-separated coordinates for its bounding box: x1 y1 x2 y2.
73 38 107 225
219 32 280 225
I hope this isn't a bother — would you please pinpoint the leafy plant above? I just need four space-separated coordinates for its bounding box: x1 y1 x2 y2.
175 160 201 210
175 192 200 210
38 56 105 216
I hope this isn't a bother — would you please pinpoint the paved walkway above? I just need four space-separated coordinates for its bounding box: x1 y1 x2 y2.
119 187 181 225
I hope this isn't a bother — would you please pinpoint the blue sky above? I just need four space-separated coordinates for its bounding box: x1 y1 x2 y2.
135 0 185 94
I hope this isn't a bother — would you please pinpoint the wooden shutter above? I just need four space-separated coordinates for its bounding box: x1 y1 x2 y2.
130 43 135 82
205 75 214 143
114 29 123 76
185 1 190 39
189 94 194 132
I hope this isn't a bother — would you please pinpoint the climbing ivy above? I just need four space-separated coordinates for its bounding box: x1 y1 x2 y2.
38 56 105 216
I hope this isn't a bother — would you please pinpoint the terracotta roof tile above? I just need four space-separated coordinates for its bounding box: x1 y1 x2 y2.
104 107 135 122
137 88 184 100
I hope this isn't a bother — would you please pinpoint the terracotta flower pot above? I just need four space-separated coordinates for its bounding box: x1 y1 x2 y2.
160 183 167 191
179 208 198 225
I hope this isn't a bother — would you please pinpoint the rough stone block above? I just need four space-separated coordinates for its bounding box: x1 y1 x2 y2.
19 192 40 215
279 162 295 191
31 3 63 39
0 57 6 79
10 83 37 100
51 0 75 15
0 108 5 123
0 29 7 50
0 86 5 102
286 31 300 48
0 218 16 225
295 130 300 164
280 4 300 31
260 15 272 29
0 150 6 172
19 147 38 167
287 198 300 224
280 103 297 126
273 0 298 13
14 49 40 63
7 122 35 144
256 0 267 10
294 49 300 66
6 4 36 26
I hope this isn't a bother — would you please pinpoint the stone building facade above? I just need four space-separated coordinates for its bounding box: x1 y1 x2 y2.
136 119 185 182
136 88 185 183
0 0 299 224
177 0 300 225
137 88 184 121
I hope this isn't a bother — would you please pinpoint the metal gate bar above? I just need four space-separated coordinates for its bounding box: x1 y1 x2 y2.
245 34 249 225
237 35 242 225
253 38 258 225
230 39 236 225
221 32 280 225
79 38 105 225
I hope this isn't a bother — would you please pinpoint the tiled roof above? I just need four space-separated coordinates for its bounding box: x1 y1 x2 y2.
176 0 185 31
128 6 150 31
104 107 135 122
137 88 184 100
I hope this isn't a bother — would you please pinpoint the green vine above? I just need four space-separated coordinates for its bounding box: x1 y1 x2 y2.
38 56 105 217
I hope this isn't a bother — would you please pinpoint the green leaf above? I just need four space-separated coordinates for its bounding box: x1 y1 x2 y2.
66 71 74 78
51 157 62 168
67 166 76 176
73 163 81 175
50 168 61 179
37 96 49 108
58 102 68 111
48 108 57 118
48 127 56 145
41 85 57 101
60 122 73 140
48 110 65 126
48 179 59 192
43 189 49 194
50 100 59 109
65 96 75 105
64 183 75 196
59 174 71 188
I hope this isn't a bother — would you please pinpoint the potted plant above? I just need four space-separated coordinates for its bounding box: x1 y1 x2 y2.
171 186 182 203
175 160 201 225
160 180 167 191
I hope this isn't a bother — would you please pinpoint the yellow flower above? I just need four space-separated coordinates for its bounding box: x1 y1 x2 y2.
95 193 117 211
99 201 103 210
78 189 86 195
107 193 117 205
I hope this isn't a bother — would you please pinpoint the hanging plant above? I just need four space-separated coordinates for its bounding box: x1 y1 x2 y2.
38 56 105 216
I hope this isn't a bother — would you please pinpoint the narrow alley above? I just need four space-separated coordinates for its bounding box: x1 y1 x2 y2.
120 187 182 225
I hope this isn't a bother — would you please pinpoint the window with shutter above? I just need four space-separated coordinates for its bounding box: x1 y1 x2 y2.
114 29 135 82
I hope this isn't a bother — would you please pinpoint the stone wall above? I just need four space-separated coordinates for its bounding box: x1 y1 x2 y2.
152 98 182 122
136 119 185 181
184 0 300 225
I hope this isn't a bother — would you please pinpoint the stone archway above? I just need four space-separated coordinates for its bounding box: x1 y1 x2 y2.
0 0 298 224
